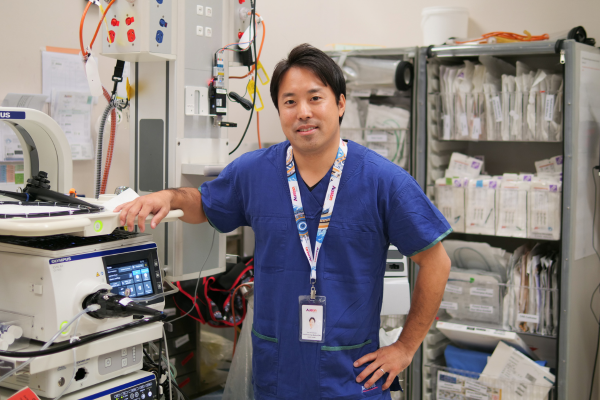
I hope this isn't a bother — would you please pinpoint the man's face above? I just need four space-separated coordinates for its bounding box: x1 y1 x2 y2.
278 67 345 154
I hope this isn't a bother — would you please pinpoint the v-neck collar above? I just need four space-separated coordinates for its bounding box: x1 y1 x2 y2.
268 139 368 217
296 166 332 218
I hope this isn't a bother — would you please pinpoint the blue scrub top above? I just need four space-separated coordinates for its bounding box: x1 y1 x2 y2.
200 140 451 400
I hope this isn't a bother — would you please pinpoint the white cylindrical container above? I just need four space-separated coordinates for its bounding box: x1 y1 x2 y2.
421 7 469 45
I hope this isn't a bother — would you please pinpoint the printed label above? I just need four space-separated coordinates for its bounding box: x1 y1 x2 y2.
491 96 503 122
544 94 555 121
445 284 463 294
0 111 26 119
469 304 493 314
464 390 488 400
440 301 458 310
470 287 494 298
517 313 540 323
351 89 371 98
174 334 190 348
366 133 387 142
472 117 482 139
442 115 451 140
459 113 468 137
465 381 489 395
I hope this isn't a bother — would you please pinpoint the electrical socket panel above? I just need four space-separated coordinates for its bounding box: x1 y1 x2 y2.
101 0 175 62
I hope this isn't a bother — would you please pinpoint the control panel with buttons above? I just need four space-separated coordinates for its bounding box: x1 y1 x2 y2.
111 377 156 400
99 345 143 376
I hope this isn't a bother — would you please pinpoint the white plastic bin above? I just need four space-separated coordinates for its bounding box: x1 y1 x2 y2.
421 7 469 46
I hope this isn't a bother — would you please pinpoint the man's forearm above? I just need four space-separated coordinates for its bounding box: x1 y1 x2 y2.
166 188 207 224
396 242 451 356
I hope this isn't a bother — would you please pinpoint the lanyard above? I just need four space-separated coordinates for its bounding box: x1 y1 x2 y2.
285 138 348 298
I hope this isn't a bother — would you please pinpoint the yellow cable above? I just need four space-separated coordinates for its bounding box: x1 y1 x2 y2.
98 3 113 43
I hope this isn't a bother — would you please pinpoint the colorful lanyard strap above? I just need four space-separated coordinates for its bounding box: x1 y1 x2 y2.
285 138 348 298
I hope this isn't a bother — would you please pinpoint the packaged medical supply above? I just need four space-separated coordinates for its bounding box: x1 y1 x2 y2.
528 179 561 240
465 179 496 235
447 152 483 177
435 177 466 233
442 269 503 324
480 342 554 400
496 180 529 238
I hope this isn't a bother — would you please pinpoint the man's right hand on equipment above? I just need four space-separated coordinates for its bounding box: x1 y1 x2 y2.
114 190 174 233
114 187 206 232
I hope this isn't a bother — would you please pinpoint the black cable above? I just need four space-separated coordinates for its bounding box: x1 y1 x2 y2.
229 0 258 156
170 379 191 400
589 165 600 400
143 348 158 367
0 314 166 358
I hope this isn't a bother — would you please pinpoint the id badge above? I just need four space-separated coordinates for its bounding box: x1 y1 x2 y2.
299 295 326 343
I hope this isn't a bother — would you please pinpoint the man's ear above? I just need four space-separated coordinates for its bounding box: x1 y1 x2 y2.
338 94 346 117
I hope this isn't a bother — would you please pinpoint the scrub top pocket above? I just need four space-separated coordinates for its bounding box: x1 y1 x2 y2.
323 225 380 284
252 326 279 396
320 339 383 399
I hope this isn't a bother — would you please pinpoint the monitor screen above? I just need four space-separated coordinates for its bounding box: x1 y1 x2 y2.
105 259 154 298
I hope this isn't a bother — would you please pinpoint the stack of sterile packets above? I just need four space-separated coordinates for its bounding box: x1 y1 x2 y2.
434 153 562 240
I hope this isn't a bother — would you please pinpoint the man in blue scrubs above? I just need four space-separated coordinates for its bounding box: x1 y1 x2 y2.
117 44 452 399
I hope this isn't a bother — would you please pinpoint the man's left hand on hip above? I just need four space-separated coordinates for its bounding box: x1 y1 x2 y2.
354 340 414 390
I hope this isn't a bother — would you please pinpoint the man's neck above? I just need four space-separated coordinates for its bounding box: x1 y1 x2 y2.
294 133 341 187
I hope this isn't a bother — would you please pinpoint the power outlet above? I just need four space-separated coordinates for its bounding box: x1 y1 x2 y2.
196 5 203 15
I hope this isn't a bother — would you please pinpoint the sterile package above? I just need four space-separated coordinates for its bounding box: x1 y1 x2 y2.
436 370 502 400
518 173 534 182
527 180 562 240
503 243 559 336
365 104 410 168
439 65 462 140
446 152 483 178
465 179 497 235
480 341 555 400
534 155 563 175
435 177 466 233
441 269 503 325
442 240 510 282
496 180 529 238
342 57 404 88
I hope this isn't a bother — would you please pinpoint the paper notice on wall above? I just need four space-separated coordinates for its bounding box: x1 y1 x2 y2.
51 92 95 160
0 94 49 161
42 51 92 99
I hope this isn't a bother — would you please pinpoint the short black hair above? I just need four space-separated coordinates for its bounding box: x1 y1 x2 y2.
270 43 346 124
309 317 316 322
